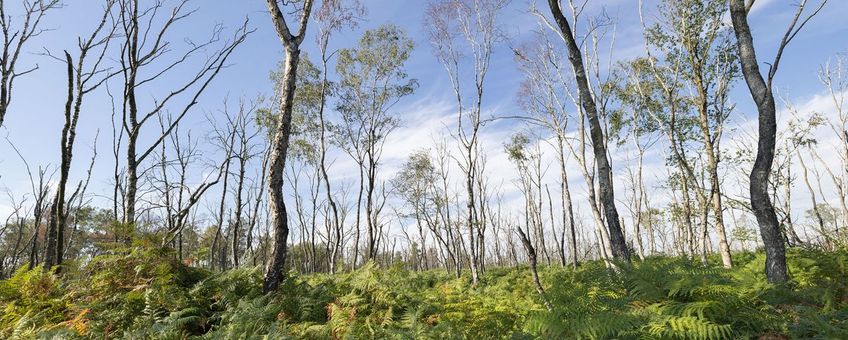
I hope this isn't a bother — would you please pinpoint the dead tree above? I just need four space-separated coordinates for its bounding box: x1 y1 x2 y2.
6 138 53 268
43 0 117 269
0 0 60 128
117 0 249 228
209 102 240 270
230 100 261 268
515 225 553 311
153 118 224 252
59 135 97 263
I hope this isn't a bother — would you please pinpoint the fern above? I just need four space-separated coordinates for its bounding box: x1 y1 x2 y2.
0 246 845 339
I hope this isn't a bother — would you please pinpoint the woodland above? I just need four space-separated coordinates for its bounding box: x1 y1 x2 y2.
0 0 845 339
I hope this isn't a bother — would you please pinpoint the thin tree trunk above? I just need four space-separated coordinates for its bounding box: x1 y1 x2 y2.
729 0 790 283
263 0 313 292
516 226 553 311
547 0 628 262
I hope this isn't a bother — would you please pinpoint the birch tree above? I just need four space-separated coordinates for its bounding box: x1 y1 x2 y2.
425 0 508 283
334 24 416 262
263 0 313 293
545 0 629 261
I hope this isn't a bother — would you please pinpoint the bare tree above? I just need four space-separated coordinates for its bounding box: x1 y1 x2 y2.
514 29 580 268
818 55 848 237
0 0 60 128
515 225 552 311
208 102 240 270
0 190 26 277
153 118 224 254
426 0 508 284
543 0 629 262
117 0 249 228
231 100 262 268
6 138 53 269
728 0 827 283
43 0 117 269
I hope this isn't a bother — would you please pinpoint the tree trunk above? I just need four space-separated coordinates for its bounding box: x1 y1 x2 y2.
547 0 628 262
729 0 788 283
44 53 76 268
264 46 301 293
516 226 553 311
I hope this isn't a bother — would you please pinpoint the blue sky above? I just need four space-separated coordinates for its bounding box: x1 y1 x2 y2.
0 0 846 246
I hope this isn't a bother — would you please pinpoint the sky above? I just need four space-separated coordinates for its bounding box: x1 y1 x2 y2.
0 0 846 247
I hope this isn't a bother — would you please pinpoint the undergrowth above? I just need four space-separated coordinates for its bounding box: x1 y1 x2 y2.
0 247 845 339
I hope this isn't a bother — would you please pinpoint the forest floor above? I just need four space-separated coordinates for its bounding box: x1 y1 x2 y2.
1 246 846 339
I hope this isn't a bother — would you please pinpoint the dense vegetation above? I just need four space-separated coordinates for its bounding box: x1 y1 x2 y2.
0 0 845 339
1 245 845 339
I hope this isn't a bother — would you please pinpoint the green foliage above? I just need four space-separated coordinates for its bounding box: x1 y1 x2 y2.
0 266 68 339
0 247 845 339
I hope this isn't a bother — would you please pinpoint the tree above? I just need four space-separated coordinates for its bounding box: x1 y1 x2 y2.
117 0 249 230
153 120 222 256
230 101 262 268
312 0 365 274
426 0 508 284
0 0 60 128
334 24 416 263
5 139 53 269
209 102 239 271
638 0 737 267
612 60 662 260
515 30 579 268
817 55 848 238
728 0 827 283
393 150 439 271
43 0 117 269
545 0 629 262
505 132 553 310
263 0 314 293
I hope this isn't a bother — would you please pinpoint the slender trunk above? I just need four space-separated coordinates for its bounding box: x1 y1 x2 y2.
548 0 628 261
643 183 655 255
729 0 788 283
317 53 341 273
546 185 566 266
45 53 76 268
233 154 247 268
264 46 301 293
797 149 828 236
633 146 645 261
695 84 733 268
353 163 364 266
365 154 377 260
516 226 552 311
212 135 234 270
681 175 695 259
466 147 480 284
